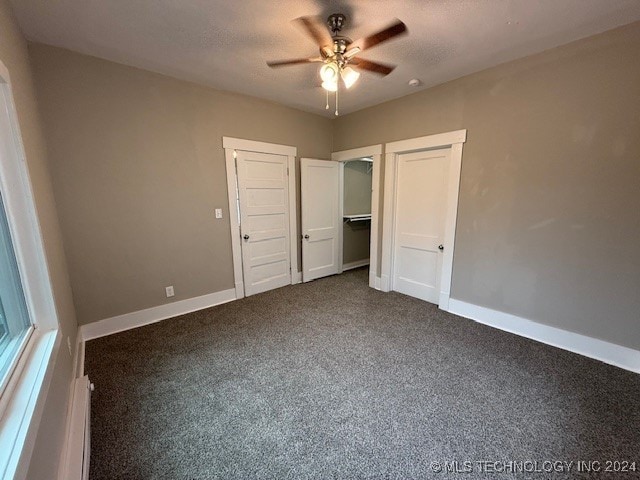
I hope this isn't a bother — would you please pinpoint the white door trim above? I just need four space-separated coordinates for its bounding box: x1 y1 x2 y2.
331 144 382 289
381 130 466 309
222 137 296 157
223 137 298 299
338 162 344 275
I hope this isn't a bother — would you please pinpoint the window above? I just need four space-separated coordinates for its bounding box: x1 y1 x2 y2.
0 61 60 479
0 191 33 388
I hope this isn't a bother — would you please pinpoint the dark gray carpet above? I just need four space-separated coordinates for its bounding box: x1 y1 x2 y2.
85 268 640 480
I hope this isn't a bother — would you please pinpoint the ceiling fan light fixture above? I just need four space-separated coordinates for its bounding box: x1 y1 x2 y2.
319 63 339 83
341 66 360 89
321 79 338 92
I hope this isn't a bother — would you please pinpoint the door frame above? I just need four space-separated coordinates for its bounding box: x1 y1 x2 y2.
381 130 466 310
331 144 382 290
223 137 298 299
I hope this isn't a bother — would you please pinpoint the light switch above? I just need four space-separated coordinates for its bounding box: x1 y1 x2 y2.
215 208 223 219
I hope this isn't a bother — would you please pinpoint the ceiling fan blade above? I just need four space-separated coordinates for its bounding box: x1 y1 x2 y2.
350 58 396 76
351 19 407 52
293 16 333 50
267 57 323 68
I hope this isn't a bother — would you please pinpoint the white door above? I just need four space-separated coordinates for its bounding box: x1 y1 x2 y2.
236 150 291 296
392 148 450 303
301 158 340 282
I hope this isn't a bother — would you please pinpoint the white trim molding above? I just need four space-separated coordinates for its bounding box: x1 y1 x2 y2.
337 160 344 275
448 299 640 374
223 137 299 298
385 130 467 154
222 137 296 156
0 59 64 480
331 144 382 289
0 331 59 480
381 130 467 311
0 67 59 335
331 144 382 162
79 289 237 342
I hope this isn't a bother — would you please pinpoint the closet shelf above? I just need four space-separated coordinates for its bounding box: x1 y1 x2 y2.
343 214 372 222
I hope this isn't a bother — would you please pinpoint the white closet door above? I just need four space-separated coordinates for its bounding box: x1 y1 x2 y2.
236 150 291 296
392 148 450 303
301 158 340 282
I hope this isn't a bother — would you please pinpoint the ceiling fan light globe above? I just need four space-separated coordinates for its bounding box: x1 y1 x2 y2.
341 67 360 89
321 80 338 92
319 63 339 82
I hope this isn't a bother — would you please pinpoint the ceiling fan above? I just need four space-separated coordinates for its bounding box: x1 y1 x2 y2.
267 13 408 115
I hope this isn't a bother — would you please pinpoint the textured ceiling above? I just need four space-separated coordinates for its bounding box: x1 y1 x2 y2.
11 0 640 117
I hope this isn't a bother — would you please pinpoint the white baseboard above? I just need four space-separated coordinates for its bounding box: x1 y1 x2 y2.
79 288 237 342
447 298 640 374
292 270 302 284
343 259 370 271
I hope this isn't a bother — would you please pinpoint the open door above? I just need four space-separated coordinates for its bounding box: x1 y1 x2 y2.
301 158 340 282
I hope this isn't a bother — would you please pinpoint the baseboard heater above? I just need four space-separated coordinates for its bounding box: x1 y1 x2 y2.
60 375 93 480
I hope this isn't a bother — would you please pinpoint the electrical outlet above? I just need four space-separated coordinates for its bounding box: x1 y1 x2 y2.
67 336 72 356
165 286 175 298
215 208 223 219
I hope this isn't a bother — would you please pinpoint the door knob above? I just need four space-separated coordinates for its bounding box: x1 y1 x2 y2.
304 234 310 239
243 234 250 240
438 244 444 251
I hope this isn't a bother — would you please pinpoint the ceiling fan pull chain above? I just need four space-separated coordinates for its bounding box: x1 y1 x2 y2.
335 82 339 116
325 90 329 110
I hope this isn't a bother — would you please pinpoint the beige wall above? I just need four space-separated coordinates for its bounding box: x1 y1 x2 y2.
0 0 77 478
29 44 333 325
334 22 640 350
343 160 372 265
343 161 372 215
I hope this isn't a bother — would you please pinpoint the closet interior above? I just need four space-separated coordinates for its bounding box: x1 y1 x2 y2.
342 158 373 273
